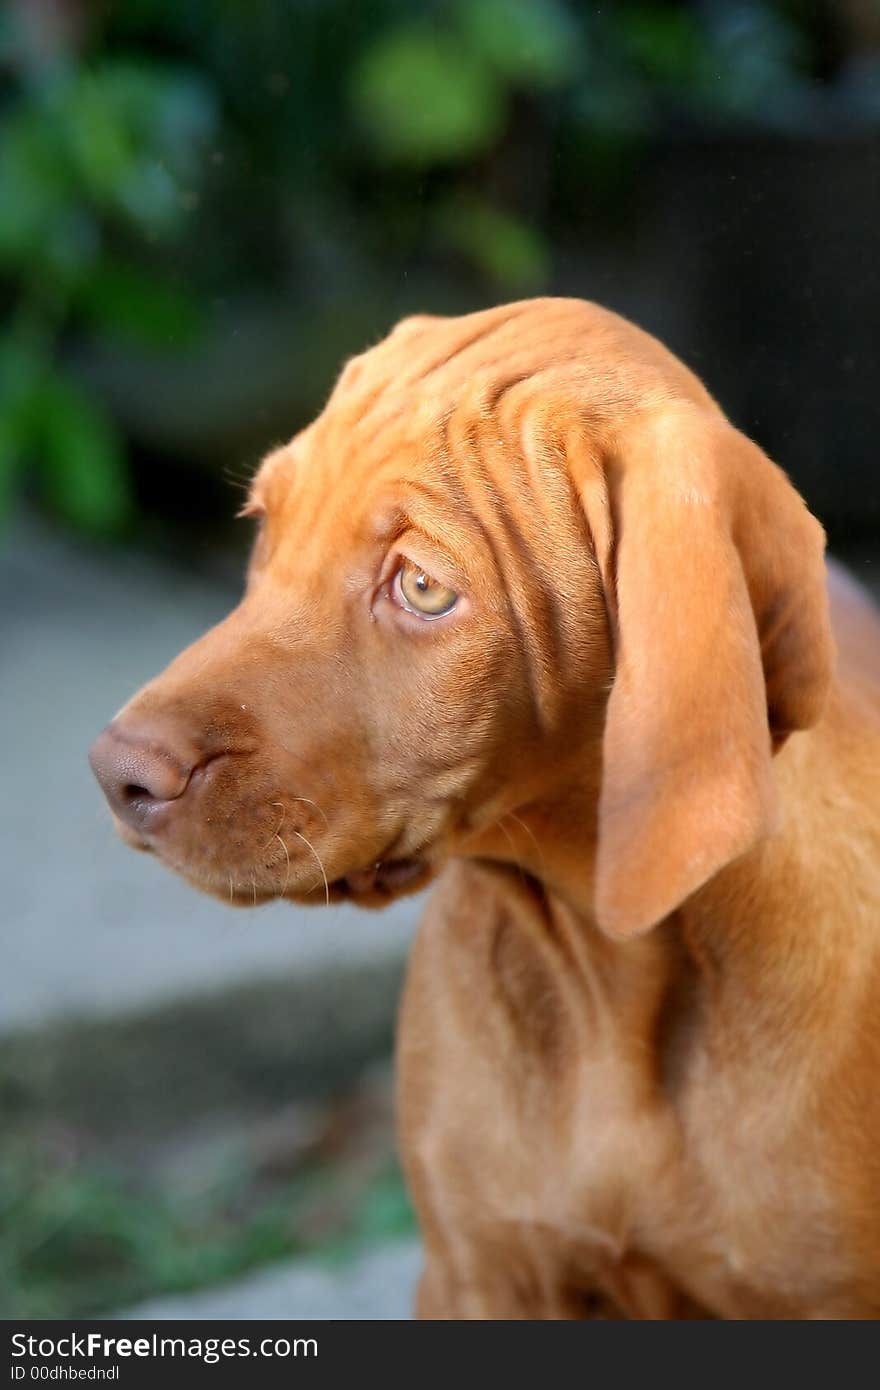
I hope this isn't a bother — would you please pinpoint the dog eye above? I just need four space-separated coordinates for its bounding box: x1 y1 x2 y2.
393 561 458 618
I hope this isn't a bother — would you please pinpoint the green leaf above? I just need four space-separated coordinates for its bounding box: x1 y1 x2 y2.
0 339 43 410
78 261 204 350
0 342 42 518
0 415 25 525
350 27 504 166
434 195 549 290
0 109 75 265
66 73 137 204
454 0 579 89
616 6 704 88
34 378 134 535
61 61 217 236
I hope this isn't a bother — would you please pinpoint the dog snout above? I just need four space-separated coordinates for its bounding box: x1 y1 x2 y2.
89 717 206 836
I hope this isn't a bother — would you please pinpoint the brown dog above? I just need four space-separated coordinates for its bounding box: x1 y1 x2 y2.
91 299 880 1318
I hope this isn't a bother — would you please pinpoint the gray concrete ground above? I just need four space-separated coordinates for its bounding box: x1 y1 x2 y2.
119 1240 421 1320
1 516 418 1034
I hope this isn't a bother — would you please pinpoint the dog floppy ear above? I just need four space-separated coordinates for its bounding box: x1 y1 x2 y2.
584 403 833 939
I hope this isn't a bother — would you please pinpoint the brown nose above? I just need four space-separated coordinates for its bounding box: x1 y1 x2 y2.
89 720 198 835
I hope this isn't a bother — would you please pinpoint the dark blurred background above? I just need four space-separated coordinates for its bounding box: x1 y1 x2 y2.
1 0 878 1320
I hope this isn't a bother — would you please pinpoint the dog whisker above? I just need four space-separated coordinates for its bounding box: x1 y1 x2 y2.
271 796 331 836
505 812 547 881
263 801 287 852
496 816 529 891
266 800 330 902
289 828 330 906
275 832 291 897
222 462 258 490
288 796 331 833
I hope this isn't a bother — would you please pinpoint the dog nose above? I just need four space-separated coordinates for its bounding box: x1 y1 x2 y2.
89 720 196 834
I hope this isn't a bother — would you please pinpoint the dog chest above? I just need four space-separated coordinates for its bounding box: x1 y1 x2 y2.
399 865 868 1317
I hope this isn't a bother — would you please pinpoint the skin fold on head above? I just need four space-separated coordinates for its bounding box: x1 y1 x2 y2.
89 298 832 936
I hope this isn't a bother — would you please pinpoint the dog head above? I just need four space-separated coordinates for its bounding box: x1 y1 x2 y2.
90 299 833 930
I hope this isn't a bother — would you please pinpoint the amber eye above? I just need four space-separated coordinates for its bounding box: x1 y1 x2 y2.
393 561 458 618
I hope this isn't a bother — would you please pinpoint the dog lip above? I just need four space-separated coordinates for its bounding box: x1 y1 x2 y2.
336 856 429 898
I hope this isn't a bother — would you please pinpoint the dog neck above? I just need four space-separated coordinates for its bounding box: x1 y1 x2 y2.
458 730 847 1034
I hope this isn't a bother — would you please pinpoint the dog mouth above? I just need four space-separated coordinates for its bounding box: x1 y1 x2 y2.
330 855 430 902
114 811 434 906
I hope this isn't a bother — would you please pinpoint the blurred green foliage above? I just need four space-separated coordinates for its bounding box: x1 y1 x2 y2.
0 36 216 532
0 0 857 537
0 1135 414 1318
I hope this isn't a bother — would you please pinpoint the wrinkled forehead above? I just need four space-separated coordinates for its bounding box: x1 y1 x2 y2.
245 301 613 574
249 395 457 542
316 300 598 447
252 304 579 487
245 412 482 602
249 293 690 522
